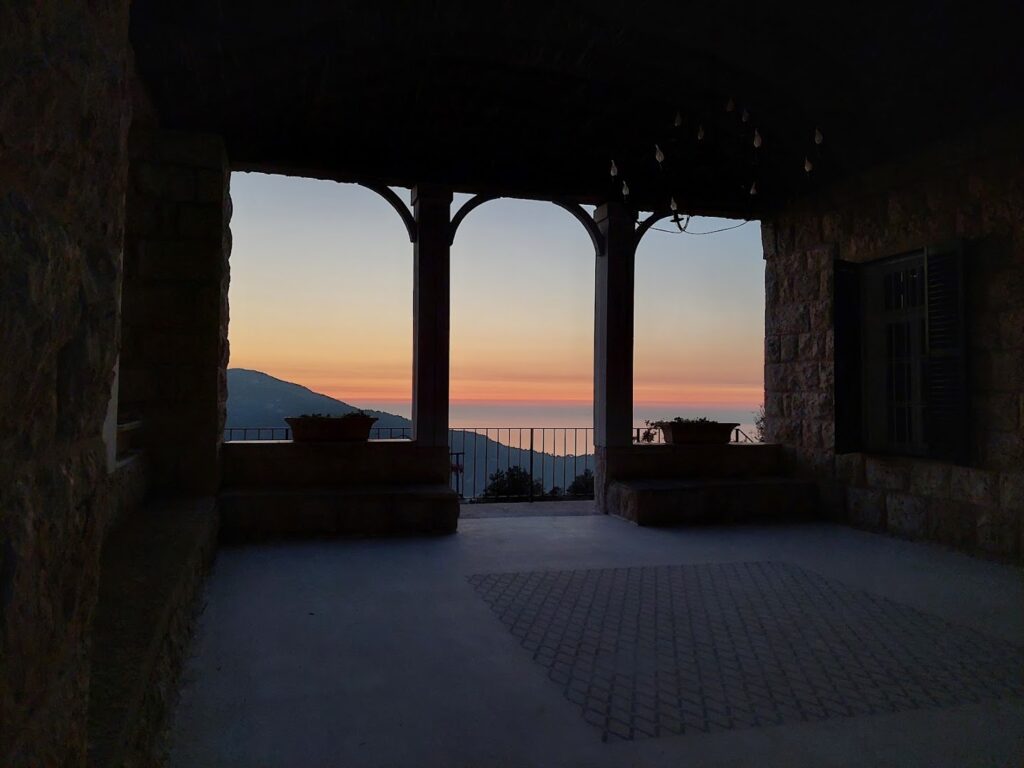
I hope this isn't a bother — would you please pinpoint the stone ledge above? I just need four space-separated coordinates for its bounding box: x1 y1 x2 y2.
219 484 459 540
86 496 218 768
603 443 784 481
607 477 818 527
222 440 451 487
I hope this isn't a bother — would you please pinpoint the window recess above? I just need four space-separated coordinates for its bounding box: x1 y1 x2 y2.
833 243 967 461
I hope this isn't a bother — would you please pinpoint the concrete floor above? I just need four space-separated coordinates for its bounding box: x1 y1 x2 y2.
169 510 1024 767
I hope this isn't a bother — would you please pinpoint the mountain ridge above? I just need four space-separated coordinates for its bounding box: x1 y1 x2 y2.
226 368 411 430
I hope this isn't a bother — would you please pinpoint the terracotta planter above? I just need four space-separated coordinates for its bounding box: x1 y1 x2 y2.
286 414 378 442
658 421 739 445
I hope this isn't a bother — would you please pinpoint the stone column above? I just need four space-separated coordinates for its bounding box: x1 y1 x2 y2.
593 202 636 510
411 184 452 447
594 202 636 448
121 130 231 494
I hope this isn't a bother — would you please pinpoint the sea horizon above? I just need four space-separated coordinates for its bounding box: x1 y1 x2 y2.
353 398 761 432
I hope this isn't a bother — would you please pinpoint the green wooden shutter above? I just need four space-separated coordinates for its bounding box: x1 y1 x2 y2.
924 242 968 462
834 259 863 453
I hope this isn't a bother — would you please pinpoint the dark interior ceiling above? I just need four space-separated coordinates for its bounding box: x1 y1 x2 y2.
130 0 1024 216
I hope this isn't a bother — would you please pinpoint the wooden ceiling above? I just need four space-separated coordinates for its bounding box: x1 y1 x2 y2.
130 0 1024 216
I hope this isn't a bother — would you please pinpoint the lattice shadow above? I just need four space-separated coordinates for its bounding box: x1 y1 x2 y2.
468 562 1024 741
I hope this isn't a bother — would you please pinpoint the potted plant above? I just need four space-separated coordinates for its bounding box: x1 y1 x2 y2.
642 417 739 445
285 411 378 442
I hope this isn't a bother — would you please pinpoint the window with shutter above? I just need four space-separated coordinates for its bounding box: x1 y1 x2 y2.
861 252 928 455
923 243 969 462
832 243 967 460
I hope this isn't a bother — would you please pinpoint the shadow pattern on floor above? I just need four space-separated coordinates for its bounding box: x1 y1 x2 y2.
469 562 1024 741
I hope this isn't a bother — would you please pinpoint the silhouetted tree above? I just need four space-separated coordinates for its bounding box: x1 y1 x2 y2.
753 404 766 442
566 468 595 496
482 466 544 499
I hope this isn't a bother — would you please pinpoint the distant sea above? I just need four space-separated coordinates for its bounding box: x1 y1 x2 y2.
355 399 760 437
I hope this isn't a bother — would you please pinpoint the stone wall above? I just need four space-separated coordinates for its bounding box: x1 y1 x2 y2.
763 121 1024 560
121 130 232 495
0 1 132 764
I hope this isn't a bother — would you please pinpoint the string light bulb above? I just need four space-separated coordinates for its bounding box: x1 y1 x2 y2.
674 110 683 128
622 180 630 197
654 144 665 164
741 108 750 123
749 181 758 195
804 157 814 173
726 97 735 112
814 127 824 145
697 124 705 141
753 129 762 148
670 196 678 212
610 159 618 177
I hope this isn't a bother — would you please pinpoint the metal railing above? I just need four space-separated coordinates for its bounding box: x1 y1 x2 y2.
223 423 757 502
223 426 413 441
732 427 756 443
223 425 596 502
631 426 758 444
224 426 292 441
449 427 595 502
369 426 412 439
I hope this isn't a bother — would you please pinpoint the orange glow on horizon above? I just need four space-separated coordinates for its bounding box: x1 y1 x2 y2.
229 358 762 410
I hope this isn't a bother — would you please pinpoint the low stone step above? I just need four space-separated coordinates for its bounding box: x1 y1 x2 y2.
87 496 217 768
219 483 460 541
608 477 818 526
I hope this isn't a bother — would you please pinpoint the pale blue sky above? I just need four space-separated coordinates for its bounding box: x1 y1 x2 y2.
228 173 764 426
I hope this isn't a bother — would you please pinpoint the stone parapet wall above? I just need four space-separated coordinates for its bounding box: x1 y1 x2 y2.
763 121 1024 560
121 130 232 494
595 444 788 514
603 443 785 481
221 441 453 488
836 454 1023 555
0 2 132 764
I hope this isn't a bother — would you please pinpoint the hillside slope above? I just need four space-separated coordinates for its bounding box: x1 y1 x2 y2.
226 369 410 430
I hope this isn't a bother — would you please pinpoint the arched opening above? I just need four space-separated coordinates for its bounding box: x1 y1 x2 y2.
449 196 597 500
226 173 414 438
633 216 765 441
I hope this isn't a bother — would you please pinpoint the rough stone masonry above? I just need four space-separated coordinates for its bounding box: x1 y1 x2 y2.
0 1 133 764
762 121 1024 561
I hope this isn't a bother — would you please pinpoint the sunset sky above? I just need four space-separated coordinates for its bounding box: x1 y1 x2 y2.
228 173 764 427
